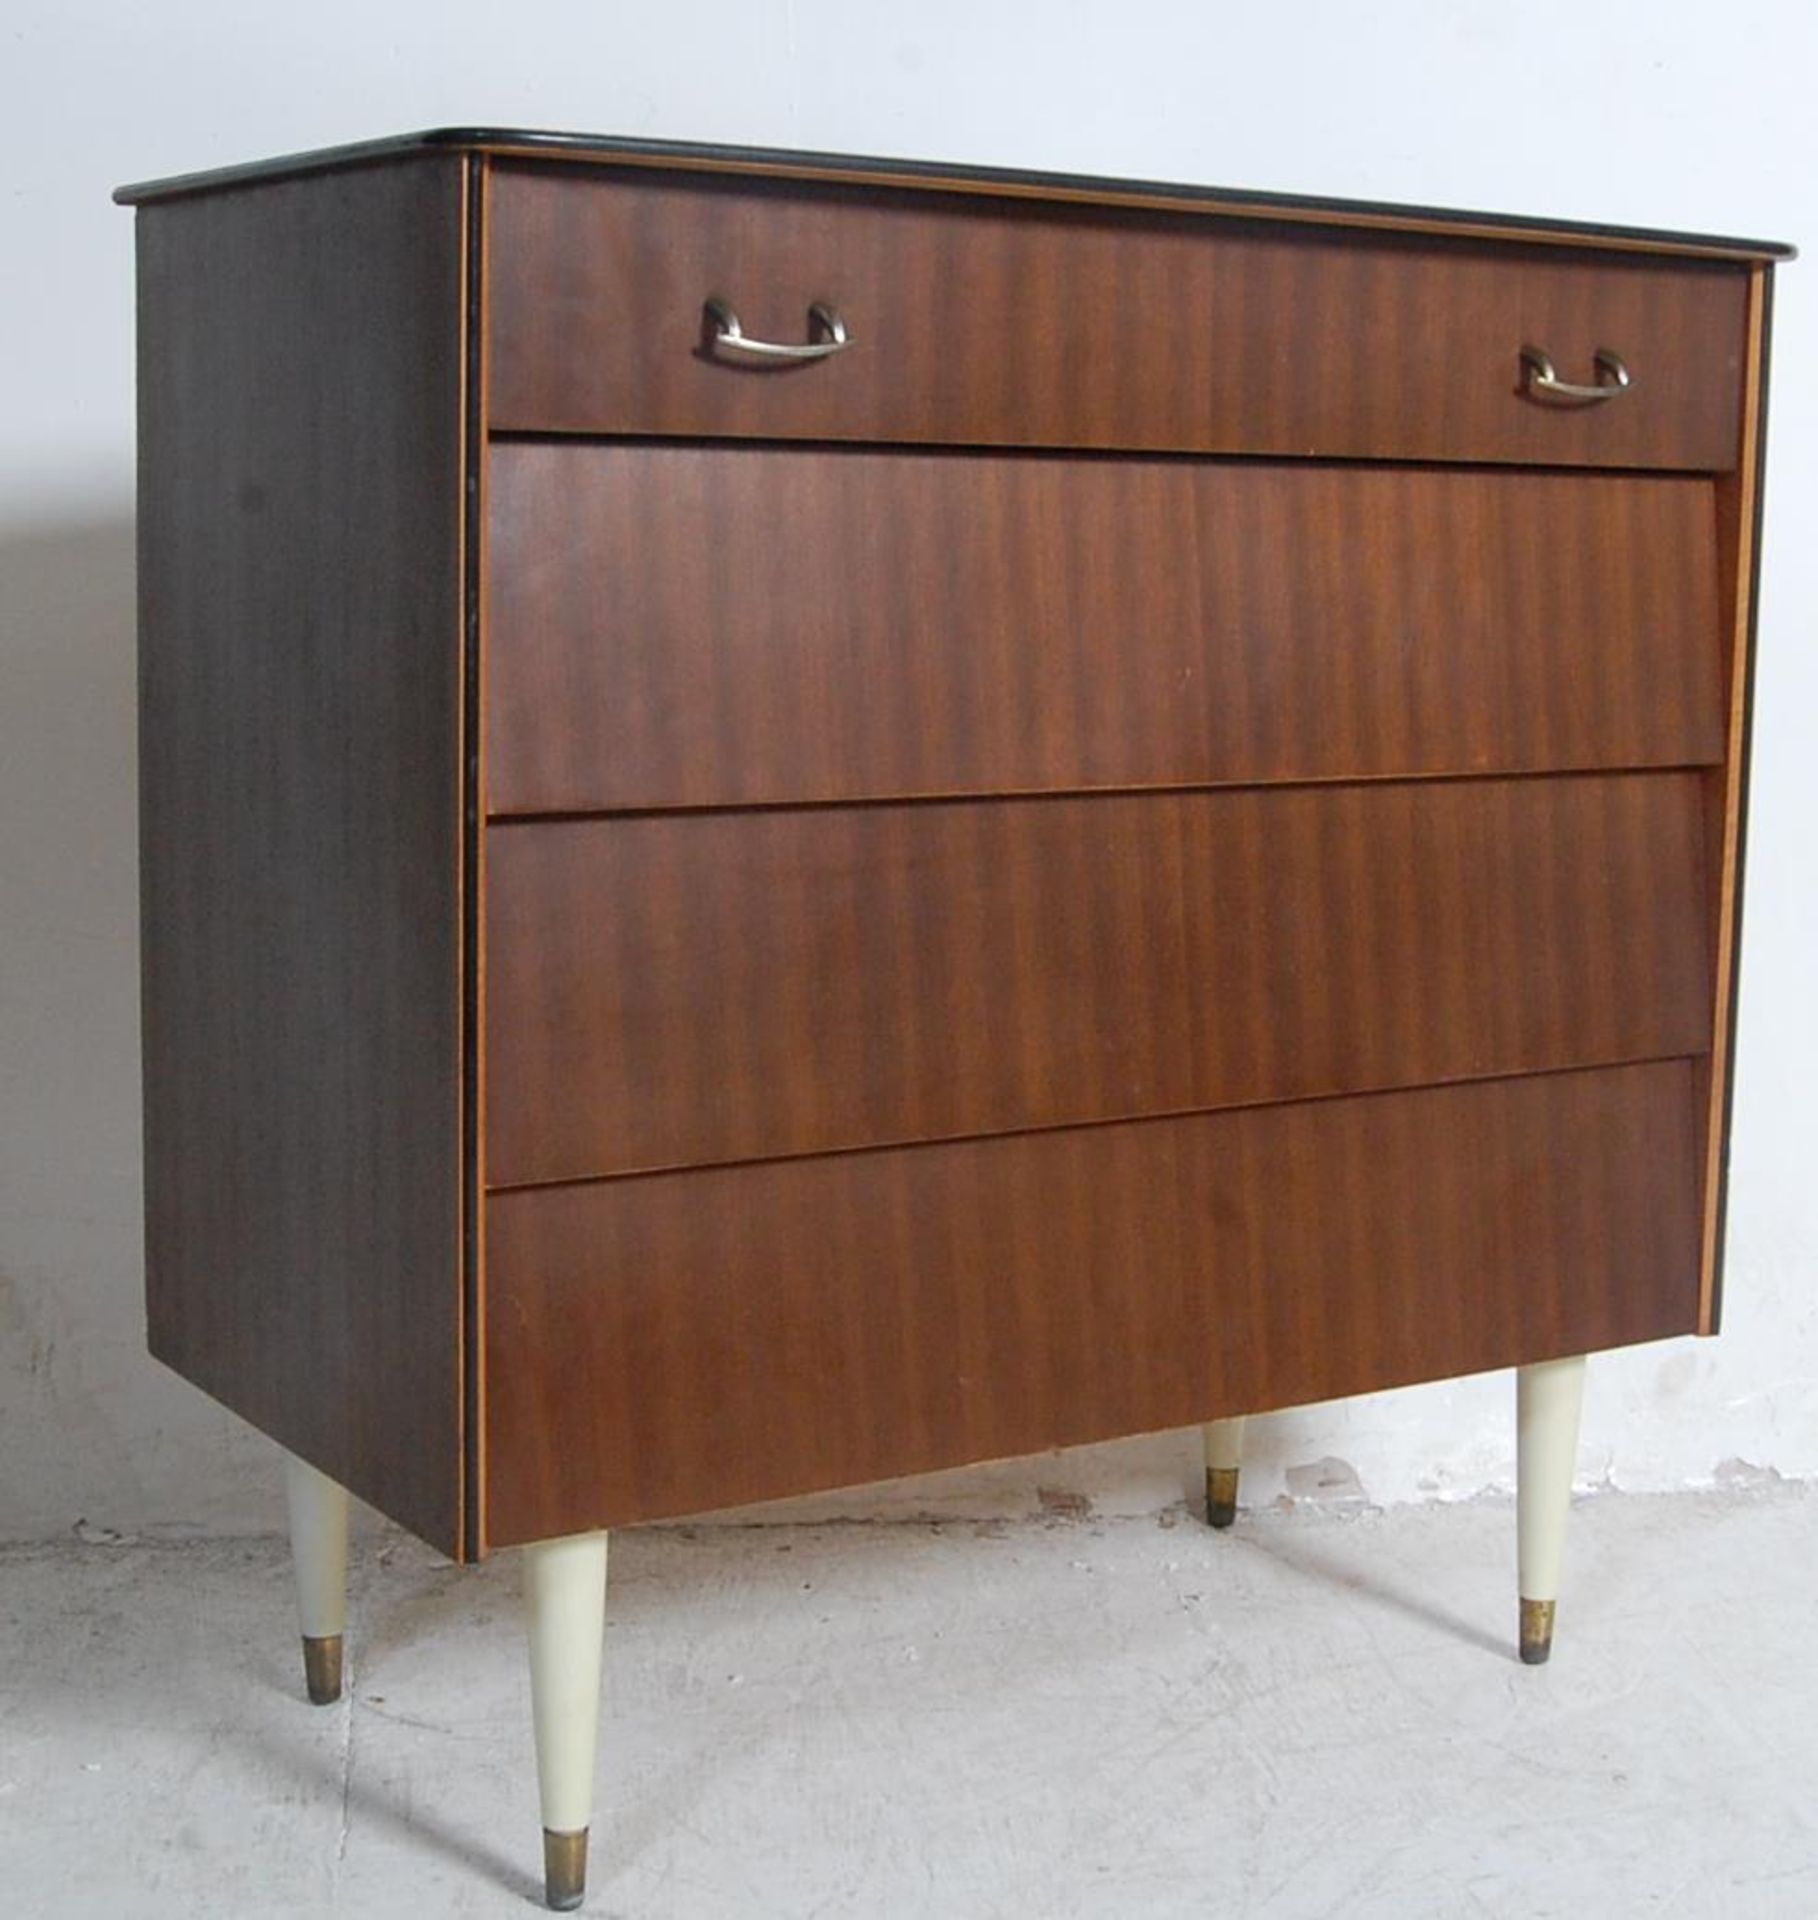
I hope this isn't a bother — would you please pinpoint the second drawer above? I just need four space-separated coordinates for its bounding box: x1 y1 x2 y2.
486 446 1724 815
482 772 1712 1187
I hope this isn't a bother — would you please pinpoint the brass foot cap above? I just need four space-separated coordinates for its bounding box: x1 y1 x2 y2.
1519 1597 1556 1666
1205 1466 1240 1530
543 1828 589 1912
301 1633 344 1705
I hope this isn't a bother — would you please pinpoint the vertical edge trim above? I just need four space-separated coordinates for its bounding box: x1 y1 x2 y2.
460 153 489 1557
1698 264 1774 1334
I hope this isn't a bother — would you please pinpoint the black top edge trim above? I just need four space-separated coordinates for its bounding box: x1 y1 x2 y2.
113 126 1795 260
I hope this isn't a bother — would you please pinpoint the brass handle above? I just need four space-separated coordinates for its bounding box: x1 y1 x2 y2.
1519 345 1632 405
704 297 851 363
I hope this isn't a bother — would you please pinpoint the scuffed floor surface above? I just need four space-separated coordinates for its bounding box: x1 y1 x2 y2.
3 1486 1815 1917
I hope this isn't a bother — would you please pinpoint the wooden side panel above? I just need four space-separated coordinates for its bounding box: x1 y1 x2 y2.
135 158 468 1555
486 448 1725 814
486 165 1750 469
484 1060 1706 1541
484 773 1713 1186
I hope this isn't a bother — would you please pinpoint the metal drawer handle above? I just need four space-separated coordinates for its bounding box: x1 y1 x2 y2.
704 297 851 363
1519 345 1632 404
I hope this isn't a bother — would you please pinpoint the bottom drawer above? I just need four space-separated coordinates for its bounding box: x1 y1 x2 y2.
483 1059 1702 1546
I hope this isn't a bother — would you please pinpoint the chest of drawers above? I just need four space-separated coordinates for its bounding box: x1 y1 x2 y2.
117 129 1786 1909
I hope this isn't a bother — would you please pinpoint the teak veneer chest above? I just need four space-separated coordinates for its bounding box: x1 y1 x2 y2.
116 128 1788 1910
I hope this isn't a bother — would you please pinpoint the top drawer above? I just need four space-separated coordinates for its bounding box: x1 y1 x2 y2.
486 163 1749 469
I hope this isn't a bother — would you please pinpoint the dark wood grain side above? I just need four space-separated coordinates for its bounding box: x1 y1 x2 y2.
484 1059 1705 1541
487 448 1724 814
485 773 1713 1185
135 157 469 1556
486 165 1750 470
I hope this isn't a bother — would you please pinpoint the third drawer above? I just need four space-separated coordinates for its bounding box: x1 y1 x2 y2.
482 771 1713 1187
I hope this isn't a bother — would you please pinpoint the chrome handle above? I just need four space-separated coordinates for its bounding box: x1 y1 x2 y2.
1519 345 1632 405
704 297 851 363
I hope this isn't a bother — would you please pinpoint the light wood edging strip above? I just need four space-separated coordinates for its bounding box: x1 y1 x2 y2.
454 152 473 1562
1698 263 1771 1334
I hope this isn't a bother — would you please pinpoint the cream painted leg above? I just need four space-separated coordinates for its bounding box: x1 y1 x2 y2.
524 1531 610 1912
1202 1416 1247 1529
283 1452 350 1705
1516 1355 1587 1665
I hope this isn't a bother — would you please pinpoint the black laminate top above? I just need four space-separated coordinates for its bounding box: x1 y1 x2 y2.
113 126 1794 262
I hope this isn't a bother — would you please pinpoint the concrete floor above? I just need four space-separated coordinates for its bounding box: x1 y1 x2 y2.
3 1485 1815 1919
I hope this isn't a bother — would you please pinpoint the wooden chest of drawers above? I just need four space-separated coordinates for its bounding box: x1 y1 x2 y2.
118 129 1786 1909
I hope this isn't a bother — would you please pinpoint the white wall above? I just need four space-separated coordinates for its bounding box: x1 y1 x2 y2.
3 1 1815 1542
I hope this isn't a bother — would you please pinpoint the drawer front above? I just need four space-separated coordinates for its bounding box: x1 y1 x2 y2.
483 772 1712 1187
486 164 1748 469
487 446 1724 814
484 1059 1703 1541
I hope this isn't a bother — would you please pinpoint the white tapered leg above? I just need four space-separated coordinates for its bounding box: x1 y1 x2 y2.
524 1531 609 1912
283 1452 350 1704
1517 1355 1587 1665
1203 1416 1247 1529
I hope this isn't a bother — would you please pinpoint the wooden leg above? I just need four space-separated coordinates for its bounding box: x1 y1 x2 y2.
524 1531 610 1912
1516 1355 1586 1665
283 1452 350 1705
1202 1416 1247 1529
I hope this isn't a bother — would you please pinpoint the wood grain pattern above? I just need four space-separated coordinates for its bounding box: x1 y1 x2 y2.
485 773 1713 1187
487 446 1724 814
134 157 470 1557
483 1059 1706 1542
486 165 1750 469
